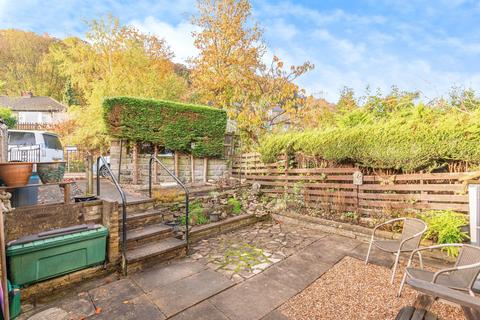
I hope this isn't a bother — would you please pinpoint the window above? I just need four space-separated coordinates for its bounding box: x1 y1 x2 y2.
9 132 36 145
43 134 62 150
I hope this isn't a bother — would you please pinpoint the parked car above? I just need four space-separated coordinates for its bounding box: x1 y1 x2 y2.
93 155 111 177
8 130 64 162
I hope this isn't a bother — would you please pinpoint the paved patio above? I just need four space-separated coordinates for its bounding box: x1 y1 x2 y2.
20 222 396 320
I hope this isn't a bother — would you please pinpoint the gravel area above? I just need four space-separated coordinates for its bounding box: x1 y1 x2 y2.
279 256 465 320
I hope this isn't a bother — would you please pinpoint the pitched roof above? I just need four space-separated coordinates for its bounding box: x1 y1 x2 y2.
0 96 66 112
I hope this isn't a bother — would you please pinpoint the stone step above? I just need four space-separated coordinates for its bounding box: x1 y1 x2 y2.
126 223 173 249
126 238 187 272
125 209 175 230
125 199 155 212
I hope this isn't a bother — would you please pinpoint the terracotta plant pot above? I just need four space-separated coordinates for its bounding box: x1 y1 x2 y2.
0 162 33 187
37 161 66 184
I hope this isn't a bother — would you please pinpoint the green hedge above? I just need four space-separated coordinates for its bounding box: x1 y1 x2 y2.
259 106 480 172
103 97 227 158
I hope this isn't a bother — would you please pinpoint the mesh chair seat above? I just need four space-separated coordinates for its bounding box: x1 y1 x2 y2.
405 267 471 291
399 244 480 297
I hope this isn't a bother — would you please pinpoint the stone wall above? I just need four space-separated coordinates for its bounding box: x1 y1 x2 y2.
110 139 230 185
5 200 121 299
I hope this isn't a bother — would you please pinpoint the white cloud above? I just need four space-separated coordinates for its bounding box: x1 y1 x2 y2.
313 29 366 64
131 16 198 64
265 18 298 41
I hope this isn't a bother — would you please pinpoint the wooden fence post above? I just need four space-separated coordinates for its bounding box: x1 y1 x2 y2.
203 158 208 183
190 154 195 184
0 208 9 320
153 145 158 184
174 152 179 177
132 143 139 185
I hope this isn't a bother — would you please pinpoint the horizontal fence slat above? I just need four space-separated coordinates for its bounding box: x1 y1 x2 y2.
234 153 472 214
358 192 467 203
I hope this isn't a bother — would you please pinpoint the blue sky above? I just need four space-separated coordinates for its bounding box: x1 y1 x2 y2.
1 0 479 101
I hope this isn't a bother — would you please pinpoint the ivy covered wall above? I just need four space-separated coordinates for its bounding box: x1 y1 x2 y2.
103 97 227 158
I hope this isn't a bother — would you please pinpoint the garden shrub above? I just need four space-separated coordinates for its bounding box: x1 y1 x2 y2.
152 188 184 203
227 197 242 215
259 105 480 172
0 106 17 128
181 200 209 225
103 97 227 158
419 210 469 257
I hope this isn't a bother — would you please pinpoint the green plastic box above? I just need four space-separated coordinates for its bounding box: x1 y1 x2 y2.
0 280 21 320
7 225 108 286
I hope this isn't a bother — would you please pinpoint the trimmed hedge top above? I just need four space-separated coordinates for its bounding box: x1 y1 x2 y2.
259 105 480 172
103 97 227 158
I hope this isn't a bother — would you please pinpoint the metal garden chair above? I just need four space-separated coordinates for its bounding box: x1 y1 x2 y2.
398 243 480 297
365 217 428 283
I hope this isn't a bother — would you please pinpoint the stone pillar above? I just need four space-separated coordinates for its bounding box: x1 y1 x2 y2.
102 201 120 265
132 143 139 185
109 139 121 181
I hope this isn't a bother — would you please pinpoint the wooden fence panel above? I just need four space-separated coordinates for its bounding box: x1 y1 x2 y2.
233 153 470 215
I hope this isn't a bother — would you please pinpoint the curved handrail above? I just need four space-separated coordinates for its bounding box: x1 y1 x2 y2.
149 155 189 251
96 155 128 275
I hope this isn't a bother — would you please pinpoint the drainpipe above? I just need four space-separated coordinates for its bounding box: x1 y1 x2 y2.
468 184 480 246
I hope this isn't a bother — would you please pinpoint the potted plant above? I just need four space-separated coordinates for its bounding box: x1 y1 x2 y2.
0 162 33 187
36 161 66 184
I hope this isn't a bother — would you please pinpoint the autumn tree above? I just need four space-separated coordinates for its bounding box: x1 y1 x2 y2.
50 16 189 151
0 29 65 99
191 0 313 147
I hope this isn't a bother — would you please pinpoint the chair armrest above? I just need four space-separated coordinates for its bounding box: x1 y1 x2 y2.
433 261 480 284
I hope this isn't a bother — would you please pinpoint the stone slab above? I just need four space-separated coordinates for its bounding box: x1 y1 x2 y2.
347 242 395 268
27 307 69 320
261 309 290 320
170 300 228 320
302 234 361 265
132 259 206 292
87 294 166 320
148 269 234 317
209 274 297 320
262 252 331 291
88 279 143 313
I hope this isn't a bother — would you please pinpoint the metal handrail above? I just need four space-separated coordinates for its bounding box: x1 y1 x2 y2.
149 155 189 251
96 155 128 275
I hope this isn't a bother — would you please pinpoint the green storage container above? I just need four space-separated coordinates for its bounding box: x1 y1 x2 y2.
7 224 108 286
0 280 21 320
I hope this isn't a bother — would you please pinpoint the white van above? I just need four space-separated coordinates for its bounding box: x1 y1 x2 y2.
8 130 64 162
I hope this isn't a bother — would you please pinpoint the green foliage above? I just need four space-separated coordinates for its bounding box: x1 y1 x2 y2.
259 104 480 172
0 106 17 128
103 97 227 158
419 210 469 257
181 200 209 225
227 197 242 215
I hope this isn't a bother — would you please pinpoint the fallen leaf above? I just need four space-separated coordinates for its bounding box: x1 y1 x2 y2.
95 307 102 314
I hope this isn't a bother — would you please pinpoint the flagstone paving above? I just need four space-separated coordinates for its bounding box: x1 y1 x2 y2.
190 221 327 282
20 221 390 320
